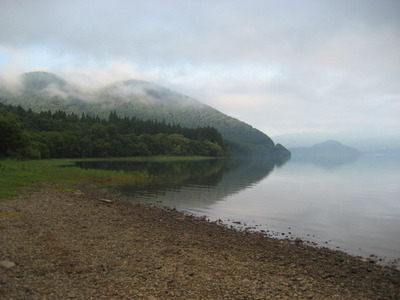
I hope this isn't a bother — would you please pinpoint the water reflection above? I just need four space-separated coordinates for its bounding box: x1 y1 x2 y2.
75 157 289 208
74 155 400 267
290 153 361 169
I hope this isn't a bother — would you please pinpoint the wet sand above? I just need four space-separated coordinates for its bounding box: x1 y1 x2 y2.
1 183 399 299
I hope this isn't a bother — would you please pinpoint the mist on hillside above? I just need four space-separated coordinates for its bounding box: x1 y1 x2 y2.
1 0 399 146
0 70 280 151
0 71 206 110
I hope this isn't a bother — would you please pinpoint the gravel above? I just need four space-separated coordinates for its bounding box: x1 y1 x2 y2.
1 183 399 299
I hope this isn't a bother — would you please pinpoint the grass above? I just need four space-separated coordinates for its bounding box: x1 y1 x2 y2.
0 156 214 202
77 156 217 162
0 158 145 202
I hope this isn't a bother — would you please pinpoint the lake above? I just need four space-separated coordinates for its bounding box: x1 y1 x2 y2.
75 154 400 268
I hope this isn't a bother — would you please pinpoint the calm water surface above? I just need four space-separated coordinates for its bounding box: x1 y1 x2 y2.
76 155 400 267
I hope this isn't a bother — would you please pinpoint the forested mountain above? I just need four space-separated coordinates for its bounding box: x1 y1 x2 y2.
0 71 290 157
0 103 226 159
21 71 67 90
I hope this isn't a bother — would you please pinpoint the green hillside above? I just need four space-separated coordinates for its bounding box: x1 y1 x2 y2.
0 71 290 157
1 103 227 159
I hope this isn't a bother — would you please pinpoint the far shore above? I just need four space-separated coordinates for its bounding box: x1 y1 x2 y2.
1 183 399 299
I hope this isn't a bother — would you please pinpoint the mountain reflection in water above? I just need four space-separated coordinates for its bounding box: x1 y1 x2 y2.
75 157 286 209
74 155 400 268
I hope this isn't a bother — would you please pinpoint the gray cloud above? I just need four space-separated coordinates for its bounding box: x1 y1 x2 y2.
0 0 399 138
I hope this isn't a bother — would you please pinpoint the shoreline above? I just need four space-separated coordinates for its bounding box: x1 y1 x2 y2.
216 217 400 271
154 205 400 270
1 183 399 299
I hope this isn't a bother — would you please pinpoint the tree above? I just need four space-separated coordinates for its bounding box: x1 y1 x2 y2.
0 104 228 159
0 110 28 157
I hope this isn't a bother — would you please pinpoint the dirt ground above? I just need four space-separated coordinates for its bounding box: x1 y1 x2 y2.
1 183 399 299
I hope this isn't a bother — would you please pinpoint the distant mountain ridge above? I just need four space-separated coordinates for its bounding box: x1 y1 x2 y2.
21 71 67 90
273 132 400 152
290 140 361 158
0 71 289 157
288 140 361 167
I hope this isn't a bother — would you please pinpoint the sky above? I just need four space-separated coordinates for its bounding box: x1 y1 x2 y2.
0 0 399 139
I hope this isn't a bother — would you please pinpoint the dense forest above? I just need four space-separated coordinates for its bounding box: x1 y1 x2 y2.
0 103 228 159
0 72 277 150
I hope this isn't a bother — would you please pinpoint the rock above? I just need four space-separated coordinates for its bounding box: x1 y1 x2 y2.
367 257 377 264
0 260 16 269
98 198 113 203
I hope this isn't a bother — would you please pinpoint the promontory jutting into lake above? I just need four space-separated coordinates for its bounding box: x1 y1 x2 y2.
76 151 400 269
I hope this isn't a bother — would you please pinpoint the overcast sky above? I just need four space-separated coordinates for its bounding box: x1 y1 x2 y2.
1 0 399 138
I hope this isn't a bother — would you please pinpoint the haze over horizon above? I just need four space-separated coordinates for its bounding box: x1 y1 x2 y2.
1 0 399 144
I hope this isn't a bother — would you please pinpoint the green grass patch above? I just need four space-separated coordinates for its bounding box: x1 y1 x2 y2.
0 156 213 202
0 158 151 202
77 156 217 162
